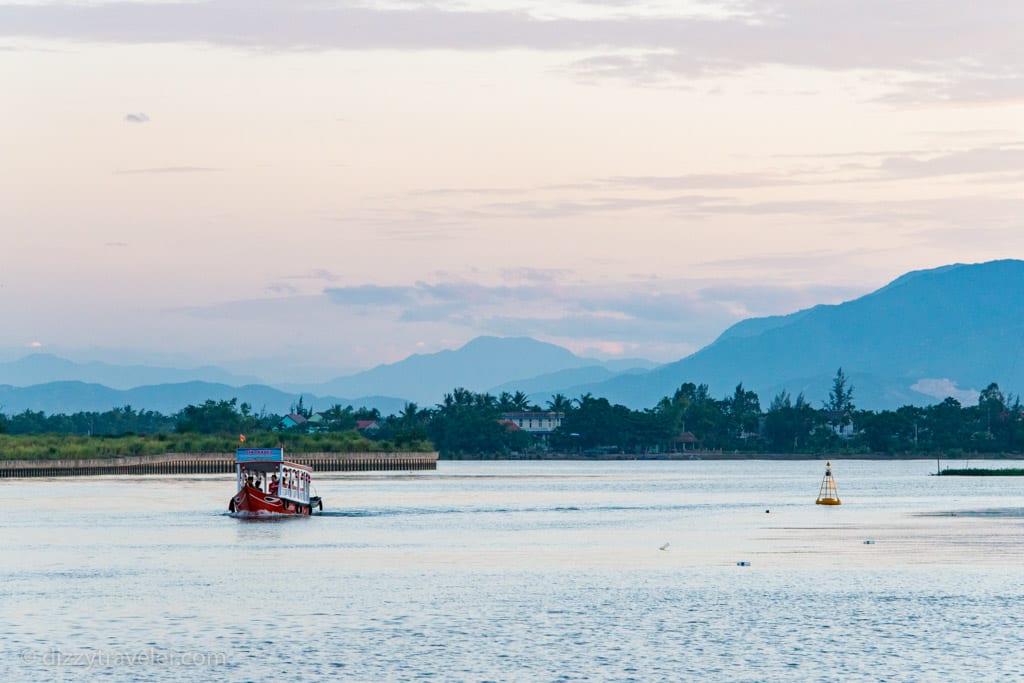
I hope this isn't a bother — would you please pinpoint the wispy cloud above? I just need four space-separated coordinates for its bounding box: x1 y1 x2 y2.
115 166 221 174
2 0 1021 102
322 275 863 347
876 147 1024 180
911 378 979 405
264 282 298 295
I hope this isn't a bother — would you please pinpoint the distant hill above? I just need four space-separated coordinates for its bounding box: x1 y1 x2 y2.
0 381 407 416
0 354 263 390
0 338 659 415
293 336 653 406
567 260 1024 410
489 365 651 405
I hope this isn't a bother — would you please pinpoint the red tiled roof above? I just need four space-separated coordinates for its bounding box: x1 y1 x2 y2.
497 419 521 431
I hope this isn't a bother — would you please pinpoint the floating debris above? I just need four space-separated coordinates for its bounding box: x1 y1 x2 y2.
736 561 751 566
816 461 842 505
863 539 876 545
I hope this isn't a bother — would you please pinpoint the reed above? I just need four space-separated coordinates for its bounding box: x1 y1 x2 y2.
0 432 433 460
938 468 1024 476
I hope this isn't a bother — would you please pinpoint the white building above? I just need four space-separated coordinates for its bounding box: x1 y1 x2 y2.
500 411 564 434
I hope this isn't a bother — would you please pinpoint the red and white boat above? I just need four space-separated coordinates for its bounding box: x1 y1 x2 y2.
228 447 323 516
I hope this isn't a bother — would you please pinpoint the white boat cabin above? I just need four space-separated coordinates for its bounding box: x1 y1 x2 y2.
235 448 313 506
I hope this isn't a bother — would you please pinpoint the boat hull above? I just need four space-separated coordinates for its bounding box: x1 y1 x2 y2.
229 485 312 516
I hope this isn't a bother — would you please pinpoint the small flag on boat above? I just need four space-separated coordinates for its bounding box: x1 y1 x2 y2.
239 434 246 443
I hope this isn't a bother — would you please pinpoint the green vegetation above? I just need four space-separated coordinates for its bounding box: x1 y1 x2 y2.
0 398 430 460
0 432 426 461
938 468 1024 476
1 369 1022 459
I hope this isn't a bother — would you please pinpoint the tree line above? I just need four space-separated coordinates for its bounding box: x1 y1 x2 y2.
1 369 1022 457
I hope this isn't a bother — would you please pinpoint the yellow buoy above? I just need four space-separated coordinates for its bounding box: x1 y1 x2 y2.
816 461 842 505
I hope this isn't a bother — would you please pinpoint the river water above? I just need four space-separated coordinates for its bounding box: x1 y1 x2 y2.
3 459 1024 682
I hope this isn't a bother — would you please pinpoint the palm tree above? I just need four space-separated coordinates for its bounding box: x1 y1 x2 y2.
574 392 595 410
547 393 572 413
400 402 421 426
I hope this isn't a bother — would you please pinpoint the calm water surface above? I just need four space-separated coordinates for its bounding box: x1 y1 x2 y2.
3 459 1024 681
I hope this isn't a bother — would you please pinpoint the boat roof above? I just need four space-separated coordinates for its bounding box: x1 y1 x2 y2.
238 460 312 473
236 447 284 463
234 448 313 472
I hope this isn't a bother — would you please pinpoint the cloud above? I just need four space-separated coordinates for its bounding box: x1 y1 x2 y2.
879 75 1024 105
499 267 572 284
698 248 885 272
605 147 1024 189
911 378 979 405
907 224 1024 250
169 271 884 367
114 166 221 174
602 172 787 190
264 282 298 295
478 193 721 220
323 275 861 347
2 0 1022 102
325 284 419 307
123 112 150 123
876 147 1024 180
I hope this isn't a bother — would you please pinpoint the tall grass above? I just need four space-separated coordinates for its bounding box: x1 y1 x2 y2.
0 432 433 460
939 468 1024 476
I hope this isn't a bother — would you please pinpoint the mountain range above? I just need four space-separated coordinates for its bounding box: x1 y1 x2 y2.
561 259 1024 409
1 260 1021 414
281 336 656 406
0 354 262 389
0 380 408 417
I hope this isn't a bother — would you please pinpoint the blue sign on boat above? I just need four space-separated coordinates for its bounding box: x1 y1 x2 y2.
236 448 284 462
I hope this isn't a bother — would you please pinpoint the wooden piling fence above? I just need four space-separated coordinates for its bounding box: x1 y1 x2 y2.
0 451 438 478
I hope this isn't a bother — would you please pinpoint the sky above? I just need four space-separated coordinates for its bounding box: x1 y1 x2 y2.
2 0 1023 382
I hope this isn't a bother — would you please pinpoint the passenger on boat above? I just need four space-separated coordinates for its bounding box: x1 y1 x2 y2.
268 474 279 495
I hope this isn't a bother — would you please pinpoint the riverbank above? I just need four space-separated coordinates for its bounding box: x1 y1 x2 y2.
938 468 1024 476
445 451 1023 461
0 451 438 478
0 433 432 460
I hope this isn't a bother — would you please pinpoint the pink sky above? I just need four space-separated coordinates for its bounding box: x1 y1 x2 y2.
2 0 1023 381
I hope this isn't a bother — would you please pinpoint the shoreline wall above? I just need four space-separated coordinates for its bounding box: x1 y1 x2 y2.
444 451 991 461
0 451 438 478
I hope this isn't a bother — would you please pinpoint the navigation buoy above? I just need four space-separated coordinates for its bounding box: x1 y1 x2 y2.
815 461 842 505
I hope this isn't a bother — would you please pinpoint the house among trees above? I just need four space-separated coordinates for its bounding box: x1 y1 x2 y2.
499 413 565 436
500 411 564 449
276 413 308 431
497 418 522 432
356 419 380 434
500 411 564 434
823 410 856 439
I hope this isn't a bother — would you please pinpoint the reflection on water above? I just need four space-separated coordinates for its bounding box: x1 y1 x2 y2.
3 460 1024 681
